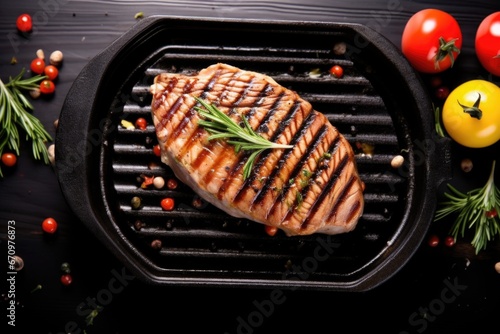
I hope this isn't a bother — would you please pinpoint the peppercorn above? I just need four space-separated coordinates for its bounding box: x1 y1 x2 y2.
460 158 473 173
134 220 145 231
151 239 162 250
153 176 165 189
131 196 142 209
60 262 71 274
49 50 63 66
391 155 405 168
12 255 24 271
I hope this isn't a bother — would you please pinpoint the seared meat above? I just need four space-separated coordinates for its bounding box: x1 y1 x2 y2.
149 63 364 236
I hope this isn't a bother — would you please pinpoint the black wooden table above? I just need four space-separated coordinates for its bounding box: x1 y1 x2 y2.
1 1 499 333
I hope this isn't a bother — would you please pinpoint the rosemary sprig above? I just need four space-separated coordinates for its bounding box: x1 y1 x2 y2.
434 160 500 254
0 69 52 177
193 96 293 179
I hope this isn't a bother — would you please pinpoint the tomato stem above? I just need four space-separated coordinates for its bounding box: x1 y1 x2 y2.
457 93 483 120
435 37 460 69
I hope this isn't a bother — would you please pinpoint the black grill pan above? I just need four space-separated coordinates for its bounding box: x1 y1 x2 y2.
55 16 451 291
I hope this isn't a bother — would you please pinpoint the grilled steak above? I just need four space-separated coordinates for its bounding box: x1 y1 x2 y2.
149 63 364 236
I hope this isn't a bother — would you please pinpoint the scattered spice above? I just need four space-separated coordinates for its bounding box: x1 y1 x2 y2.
140 174 154 188
264 225 278 237
29 87 41 99
60 274 73 286
12 255 24 271
86 306 103 326
133 219 145 231
166 177 178 190
49 50 63 67
333 41 347 55
30 284 42 293
460 158 473 173
428 234 439 247
36 49 45 60
151 239 162 250
192 196 205 209
135 117 147 130
120 119 135 130
60 262 71 274
41 217 58 234
391 155 405 168
308 68 322 78
131 196 142 209
153 144 161 157
160 197 175 211
356 142 375 157
48 144 55 166
444 236 455 247
153 176 165 189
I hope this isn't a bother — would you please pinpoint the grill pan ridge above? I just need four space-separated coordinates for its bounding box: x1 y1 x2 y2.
55 16 451 291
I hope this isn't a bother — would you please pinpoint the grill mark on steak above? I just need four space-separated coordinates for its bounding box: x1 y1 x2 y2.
301 147 348 229
177 69 239 171
223 99 306 204
249 111 317 210
324 174 363 224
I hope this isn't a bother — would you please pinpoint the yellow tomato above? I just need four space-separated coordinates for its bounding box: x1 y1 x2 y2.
442 80 500 148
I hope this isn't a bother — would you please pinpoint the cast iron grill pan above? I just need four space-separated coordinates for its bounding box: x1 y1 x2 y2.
55 16 450 291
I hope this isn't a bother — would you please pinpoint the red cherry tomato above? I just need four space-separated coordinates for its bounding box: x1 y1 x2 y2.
30 58 45 75
160 198 175 211
475 12 500 76
329 65 344 78
42 217 58 234
40 80 55 94
401 9 462 73
1 153 17 167
135 117 147 130
44 65 59 81
16 14 32 32
60 274 73 286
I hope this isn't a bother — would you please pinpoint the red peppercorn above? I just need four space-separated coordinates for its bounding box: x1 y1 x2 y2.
329 65 344 78
160 197 175 211
153 144 161 157
444 236 455 247
428 234 439 247
265 225 278 237
435 86 450 100
135 117 147 130
60 274 73 286
167 178 178 190
486 208 498 219
42 217 58 234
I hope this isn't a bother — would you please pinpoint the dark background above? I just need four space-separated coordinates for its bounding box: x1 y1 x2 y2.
1 1 499 333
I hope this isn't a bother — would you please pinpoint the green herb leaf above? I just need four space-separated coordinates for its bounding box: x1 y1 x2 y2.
0 69 51 177
434 160 500 253
193 96 293 179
